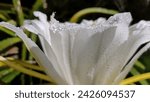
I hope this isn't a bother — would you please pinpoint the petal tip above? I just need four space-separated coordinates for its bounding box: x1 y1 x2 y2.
107 12 132 25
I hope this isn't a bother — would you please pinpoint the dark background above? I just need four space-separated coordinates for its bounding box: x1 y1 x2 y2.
1 0 150 23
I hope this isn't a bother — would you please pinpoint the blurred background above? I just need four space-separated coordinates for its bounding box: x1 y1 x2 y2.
0 0 150 85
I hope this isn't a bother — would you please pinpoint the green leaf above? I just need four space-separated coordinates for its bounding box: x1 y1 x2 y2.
130 67 149 85
0 56 54 82
121 72 150 85
134 60 145 70
32 0 43 12
0 20 16 36
0 68 14 78
1 70 20 83
139 51 150 72
0 37 21 52
129 60 149 84
6 57 44 71
0 67 20 84
0 13 8 21
13 0 24 26
0 26 15 36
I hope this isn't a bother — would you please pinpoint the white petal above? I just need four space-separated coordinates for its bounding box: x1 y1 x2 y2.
113 43 150 84
70 28 102 84
129 20 150 36
24 19 52 60
97 26 150 84
95 17 106 25
81 18 106 26
113 25 150 84
23 20 42 35
24 12 75 84
48 29 74 84
24 21 72 84
38 34 68 82
33 11 51 43
0 22 65 84
24 20 51 42
81 20 94 26
93 23 129 84
33 11 47 23
107 12 132 25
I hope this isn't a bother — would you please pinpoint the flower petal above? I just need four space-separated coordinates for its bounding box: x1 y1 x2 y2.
33 11 47 23
24 12 75 84
0 22 65 84
24 19 51 43
38 33 68 83
24 21 69 82
107 12 132 25
96 23 150 84
114 43 150 84
81 17 106 26
71 28 103 84
24 19 51 55
49 29 77 84
23 20 42 35
93 23 129 84
113 22 150 84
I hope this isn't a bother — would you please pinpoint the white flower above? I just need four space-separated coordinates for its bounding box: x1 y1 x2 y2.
0 11 150 85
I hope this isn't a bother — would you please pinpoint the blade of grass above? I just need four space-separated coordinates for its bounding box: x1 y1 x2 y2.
13 0 27 64
7 58 44 71
0 68 14 78
0 14 8 21
0 2 29 15
13 0 24 25
32 0 43 12
120 72 150 85
0 2 15 9
0 26 15 36
0 3 15 14
134 60 145 70
0 37 21 52
0 61 6 67
7 20 17 25
1 70 20 83
129 60 149 84
130 67 149 85
0 56 55 83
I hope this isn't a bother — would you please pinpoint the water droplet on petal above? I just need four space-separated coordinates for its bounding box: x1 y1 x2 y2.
107 12 132 25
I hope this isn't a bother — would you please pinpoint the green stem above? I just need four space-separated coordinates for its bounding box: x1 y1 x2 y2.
130 68 149 85
70 7 118 22
120 72 150 85
13 0 27 62
13 0 24 25
0 14 8 21
32 0 43 12
29 34 38 60
0 56 54 82
7 58 44 71
0 26 15 36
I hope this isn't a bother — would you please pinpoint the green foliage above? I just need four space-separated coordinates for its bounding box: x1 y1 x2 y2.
0 0 44 84
0 37 21 52
0 68 20 84
130 61 149 84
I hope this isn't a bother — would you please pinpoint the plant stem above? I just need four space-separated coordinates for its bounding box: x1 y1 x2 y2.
120 72 150 85
0 56 55 82
70 7 118 22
